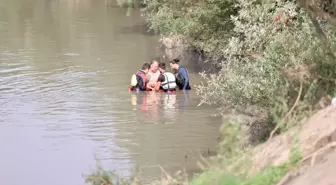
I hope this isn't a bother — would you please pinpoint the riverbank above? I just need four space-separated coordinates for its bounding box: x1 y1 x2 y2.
142 0 336 142
84 0 336 184
85 104 336 185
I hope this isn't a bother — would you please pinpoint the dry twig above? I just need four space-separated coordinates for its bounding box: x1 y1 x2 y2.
267 80 303 143
275 173 291 185
300 141 336 166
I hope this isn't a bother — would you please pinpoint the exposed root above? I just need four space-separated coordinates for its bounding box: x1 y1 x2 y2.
275 142 336 185
249 81 304 175
300 141 336 166
275 167 301 185
267 80 303 143
251 81 304 174
158 165 174 181
275 173 291 185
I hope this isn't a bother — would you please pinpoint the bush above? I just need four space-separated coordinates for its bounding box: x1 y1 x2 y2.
142 0 336 142
142 0 237 59
195 0 336 141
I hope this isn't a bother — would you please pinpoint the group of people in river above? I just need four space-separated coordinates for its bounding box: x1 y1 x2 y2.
129 58 191 93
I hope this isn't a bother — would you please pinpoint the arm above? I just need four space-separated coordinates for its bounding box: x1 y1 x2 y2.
146 74 151 83
154 82 161 91
154 74 165 91
180 68 189 90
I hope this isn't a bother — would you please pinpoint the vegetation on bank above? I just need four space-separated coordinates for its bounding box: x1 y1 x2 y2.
143 0 336 143
85 0 336 184
84 120 302 185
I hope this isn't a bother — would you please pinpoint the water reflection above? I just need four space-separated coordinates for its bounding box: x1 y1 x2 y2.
126 91 221 183
130 91 190 124
162 93 178 122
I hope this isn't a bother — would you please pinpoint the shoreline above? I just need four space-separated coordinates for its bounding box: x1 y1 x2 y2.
84 0 336 184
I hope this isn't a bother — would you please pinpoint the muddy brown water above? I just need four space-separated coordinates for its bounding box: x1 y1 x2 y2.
0 0 222 185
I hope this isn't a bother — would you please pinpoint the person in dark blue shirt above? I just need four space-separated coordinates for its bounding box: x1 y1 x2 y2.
169 58 191 90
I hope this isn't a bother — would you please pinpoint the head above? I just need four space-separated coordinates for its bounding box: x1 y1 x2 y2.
169 58 180 70
150 60 159 73
141 63 150 74
158 62 166 73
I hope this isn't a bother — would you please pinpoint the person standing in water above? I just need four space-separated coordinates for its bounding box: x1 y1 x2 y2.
146 60 161 90
130 63 150 91
157 62 177 92
169 58 191 90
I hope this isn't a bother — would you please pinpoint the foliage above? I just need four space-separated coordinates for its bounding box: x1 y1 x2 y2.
188 132 302 185
192 0 336 142
84 119 303 185
142 0 336 141
84 160 139 185
142 0 238 58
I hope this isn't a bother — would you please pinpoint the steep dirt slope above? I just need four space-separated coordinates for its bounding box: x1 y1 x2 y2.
285 151 336 185
250 105 336 185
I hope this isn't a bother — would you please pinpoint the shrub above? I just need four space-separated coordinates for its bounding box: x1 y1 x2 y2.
194 0 336 141
142 0 336 142
142 0 237 59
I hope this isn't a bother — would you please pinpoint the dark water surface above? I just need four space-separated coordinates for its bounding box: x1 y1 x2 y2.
0 0 222 184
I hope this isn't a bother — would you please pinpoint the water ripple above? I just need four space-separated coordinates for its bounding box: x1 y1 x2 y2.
0 2 222 185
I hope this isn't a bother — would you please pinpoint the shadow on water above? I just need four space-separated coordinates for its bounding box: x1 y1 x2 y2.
119 24 155 36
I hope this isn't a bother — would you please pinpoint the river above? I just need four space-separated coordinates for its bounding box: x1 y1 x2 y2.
0 0 222 185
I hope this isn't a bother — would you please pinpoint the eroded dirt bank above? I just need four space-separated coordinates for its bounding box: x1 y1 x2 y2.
284 151 336 185
251 105 336 185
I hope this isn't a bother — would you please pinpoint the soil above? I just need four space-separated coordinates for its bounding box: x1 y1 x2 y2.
284 151 336 185
251 105 336 185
